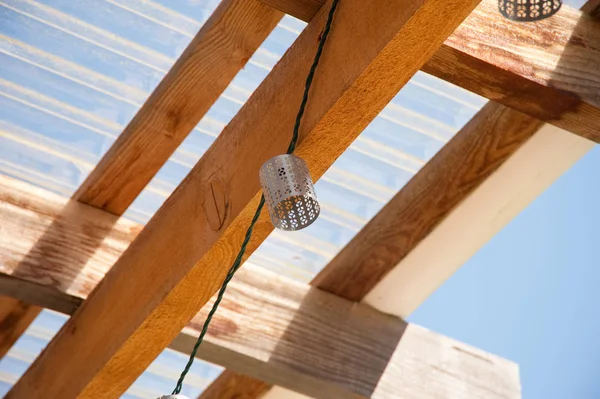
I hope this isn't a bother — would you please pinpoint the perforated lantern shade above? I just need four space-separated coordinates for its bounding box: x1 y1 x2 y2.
259 154 320 231
498 0 561 21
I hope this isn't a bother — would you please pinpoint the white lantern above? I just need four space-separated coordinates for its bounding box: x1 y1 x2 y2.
259 154 320 231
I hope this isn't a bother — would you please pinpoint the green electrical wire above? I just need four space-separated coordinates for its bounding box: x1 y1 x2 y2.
172 0 340 394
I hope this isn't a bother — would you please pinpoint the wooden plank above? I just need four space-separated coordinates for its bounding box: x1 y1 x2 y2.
260 0 321 21
0 298 39 358
262 0 600 141
6 0 483 396
424 0 600 142
198 370 270 399
0 0 282 372
74 0 283 215
366 122 593 317
582 0 600 16
313 103 544 302
0 179 520 398
0 176 141 314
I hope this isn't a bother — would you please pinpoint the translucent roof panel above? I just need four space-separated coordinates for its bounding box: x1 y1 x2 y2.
0 0 213 199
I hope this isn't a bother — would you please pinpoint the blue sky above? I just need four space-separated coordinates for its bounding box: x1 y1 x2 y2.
410 144 600 398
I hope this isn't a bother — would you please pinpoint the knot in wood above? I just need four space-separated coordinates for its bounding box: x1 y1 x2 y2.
203 176 228 231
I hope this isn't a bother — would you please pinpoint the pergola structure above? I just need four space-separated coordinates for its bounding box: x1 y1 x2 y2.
0 0 599 397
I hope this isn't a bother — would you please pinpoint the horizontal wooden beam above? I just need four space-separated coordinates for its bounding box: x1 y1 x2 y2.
262 0 600 142
199 370 271 399
7 0 483 397
0 175 520 398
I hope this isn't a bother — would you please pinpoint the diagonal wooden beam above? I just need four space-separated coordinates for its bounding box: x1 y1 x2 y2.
262 0 600 142
0 176 520 398
199 371 271 399
0 0 282 365
74 0 283 215
5 0 483 396
314 103 545 302
0 298 39 358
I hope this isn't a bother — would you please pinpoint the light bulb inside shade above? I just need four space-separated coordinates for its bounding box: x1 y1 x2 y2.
498 0 561 21
259 154 320 231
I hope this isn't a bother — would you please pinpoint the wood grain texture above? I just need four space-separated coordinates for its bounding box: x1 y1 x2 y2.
313 103 543 301
260 0 322 21
6 0 484 396
425 0 600 142
582 0 600 17
0 176 520 399
0 0 281 378
0 176 141 314
199 370 270 399
74 0 283 215
261 0 600 141
0 297 40 358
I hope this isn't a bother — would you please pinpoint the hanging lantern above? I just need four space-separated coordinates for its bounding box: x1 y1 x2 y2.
158 395 190 399
259 154 320 231
498 0 561 21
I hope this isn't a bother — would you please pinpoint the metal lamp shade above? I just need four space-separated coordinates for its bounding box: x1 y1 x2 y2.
259 154 320 231
499 0 561 21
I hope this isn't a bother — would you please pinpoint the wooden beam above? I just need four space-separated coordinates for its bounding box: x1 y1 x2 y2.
260 0 322 21
0 298 39 358
6 0 483 396
313 103 543 302
0 177 520 398
365 122 593 317
199 370 270 399
0 0 283 364
582 0 600 16
204 0 600 394
74 0 283 215
262 0 600 142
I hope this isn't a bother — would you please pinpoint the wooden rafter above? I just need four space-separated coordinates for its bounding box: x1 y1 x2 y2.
5 0 483 396
0 0 282 364
0 175 521 398
0 298 39 358
75 0 283 215
261 0 600 141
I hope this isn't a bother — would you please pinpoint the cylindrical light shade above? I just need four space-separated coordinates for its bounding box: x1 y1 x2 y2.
259 154 320 231
499 0 561 21
158 395 190 399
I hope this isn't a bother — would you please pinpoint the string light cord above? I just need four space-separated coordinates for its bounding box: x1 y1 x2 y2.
172 0 340 394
